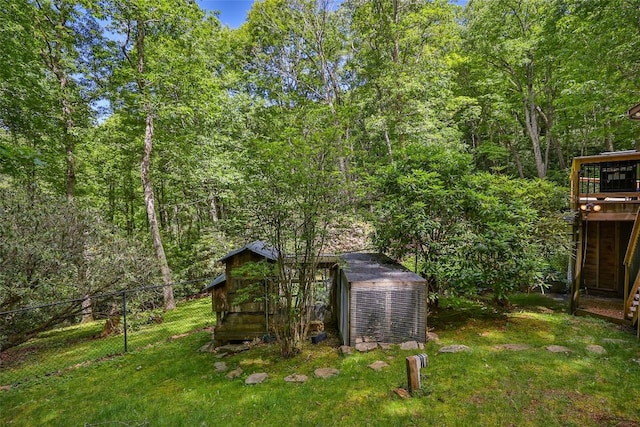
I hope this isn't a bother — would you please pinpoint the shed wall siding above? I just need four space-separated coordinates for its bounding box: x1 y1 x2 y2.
348 283 426 346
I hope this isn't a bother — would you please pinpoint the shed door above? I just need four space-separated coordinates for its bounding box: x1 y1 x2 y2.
584 221 632 296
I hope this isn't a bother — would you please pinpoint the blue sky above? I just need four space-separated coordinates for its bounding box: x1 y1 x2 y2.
197 1 255 28
197 1 468 29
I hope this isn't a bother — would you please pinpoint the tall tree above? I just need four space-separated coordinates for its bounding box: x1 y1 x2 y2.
464 0 556 178
1 0 100 194
347 0 462 167
104 0 218 310
242 0 348 356
551 0 640 155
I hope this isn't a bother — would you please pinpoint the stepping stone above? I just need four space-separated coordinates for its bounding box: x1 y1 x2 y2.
245 373 268 385
217 344 250 354
586 345 606 355
439 345 470 353
494 344 530 351
355 342 378 352
214 362 228 372
546 345 572 353
368 361 389 371
198 342 217 353
226 367 243 379
378 343 393 350
284 374 308 383
427 332 440 343
339 345 353 355
314 367 339 378
400 341 419 350
602 338 627 344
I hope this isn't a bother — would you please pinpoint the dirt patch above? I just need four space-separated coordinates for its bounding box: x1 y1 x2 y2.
591 414 640 427
578 296 625 320
0 345 41 367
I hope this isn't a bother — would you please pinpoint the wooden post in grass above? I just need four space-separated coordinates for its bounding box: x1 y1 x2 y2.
406 354 428 395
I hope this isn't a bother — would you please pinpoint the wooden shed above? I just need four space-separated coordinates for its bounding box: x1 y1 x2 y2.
205 241 278 344
204 241 339 345
335 253 427 346
570 151 640 335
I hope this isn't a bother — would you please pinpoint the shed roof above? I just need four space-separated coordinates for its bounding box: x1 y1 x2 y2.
341 253 426 284
203 273 226 292
218 240 279 263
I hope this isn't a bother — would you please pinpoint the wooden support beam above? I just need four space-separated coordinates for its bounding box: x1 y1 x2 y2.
406 354 428 395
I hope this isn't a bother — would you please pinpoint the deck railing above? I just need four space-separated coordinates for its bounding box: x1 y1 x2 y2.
623 208 640 320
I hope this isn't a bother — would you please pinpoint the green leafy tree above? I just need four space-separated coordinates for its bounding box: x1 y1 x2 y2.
0 187 158 350
241 0 349 357
373 143 472 305
464 174 568 303
373 143 569 305
464 0 558 178
347 0 462 167
1 0 101 195
103 0 220 309
551 0 639 155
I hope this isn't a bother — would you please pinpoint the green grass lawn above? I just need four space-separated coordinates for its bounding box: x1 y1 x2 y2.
0 297 214 386
1 294 640 426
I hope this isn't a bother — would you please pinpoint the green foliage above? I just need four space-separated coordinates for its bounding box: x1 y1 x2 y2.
0 187 159 350
239 0 351 357
373 142 472 287
463 173 569 302
1 0 634 358
374 142 569 303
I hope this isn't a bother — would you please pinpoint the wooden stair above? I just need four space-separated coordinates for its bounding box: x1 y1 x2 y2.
628 288 639 324
623 208 640 338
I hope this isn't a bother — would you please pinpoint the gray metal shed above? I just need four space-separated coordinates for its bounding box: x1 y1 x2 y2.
336 253 427 346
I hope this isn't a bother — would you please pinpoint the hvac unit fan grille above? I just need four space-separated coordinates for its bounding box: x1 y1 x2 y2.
349 285 426 346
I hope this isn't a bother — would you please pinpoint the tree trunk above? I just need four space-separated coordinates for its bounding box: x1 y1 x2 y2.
35 1 76 202
523 84 546 178
136 18 175 311
81 294 93 323
141 109 175 311
208 192 219 223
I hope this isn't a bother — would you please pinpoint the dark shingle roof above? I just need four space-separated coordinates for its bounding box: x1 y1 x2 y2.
341 253 425 284
218 240 279 262
203 273 226 292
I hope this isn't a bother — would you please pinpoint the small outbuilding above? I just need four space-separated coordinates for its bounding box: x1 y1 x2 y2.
204 241 278 344
335 253 427 346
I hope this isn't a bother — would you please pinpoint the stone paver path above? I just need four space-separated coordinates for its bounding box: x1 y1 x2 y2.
355 342 377 352
284 374 308 383
494 344 530 351
315 367 339 378
586 344 606 354
220 338 627 387
368 361 389 371
546 345 572 353
339 345 353 355
426 332 440 343
400 341 420 350
245 373 268 385
439 345 471 353
226 367 243 379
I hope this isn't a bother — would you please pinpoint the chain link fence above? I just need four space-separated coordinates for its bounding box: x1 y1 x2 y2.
0 279 215 387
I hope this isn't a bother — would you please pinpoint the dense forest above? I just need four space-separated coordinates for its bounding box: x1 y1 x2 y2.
1 0 639 350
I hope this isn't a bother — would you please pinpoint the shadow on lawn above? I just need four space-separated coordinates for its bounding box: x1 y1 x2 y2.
429 293 567 331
